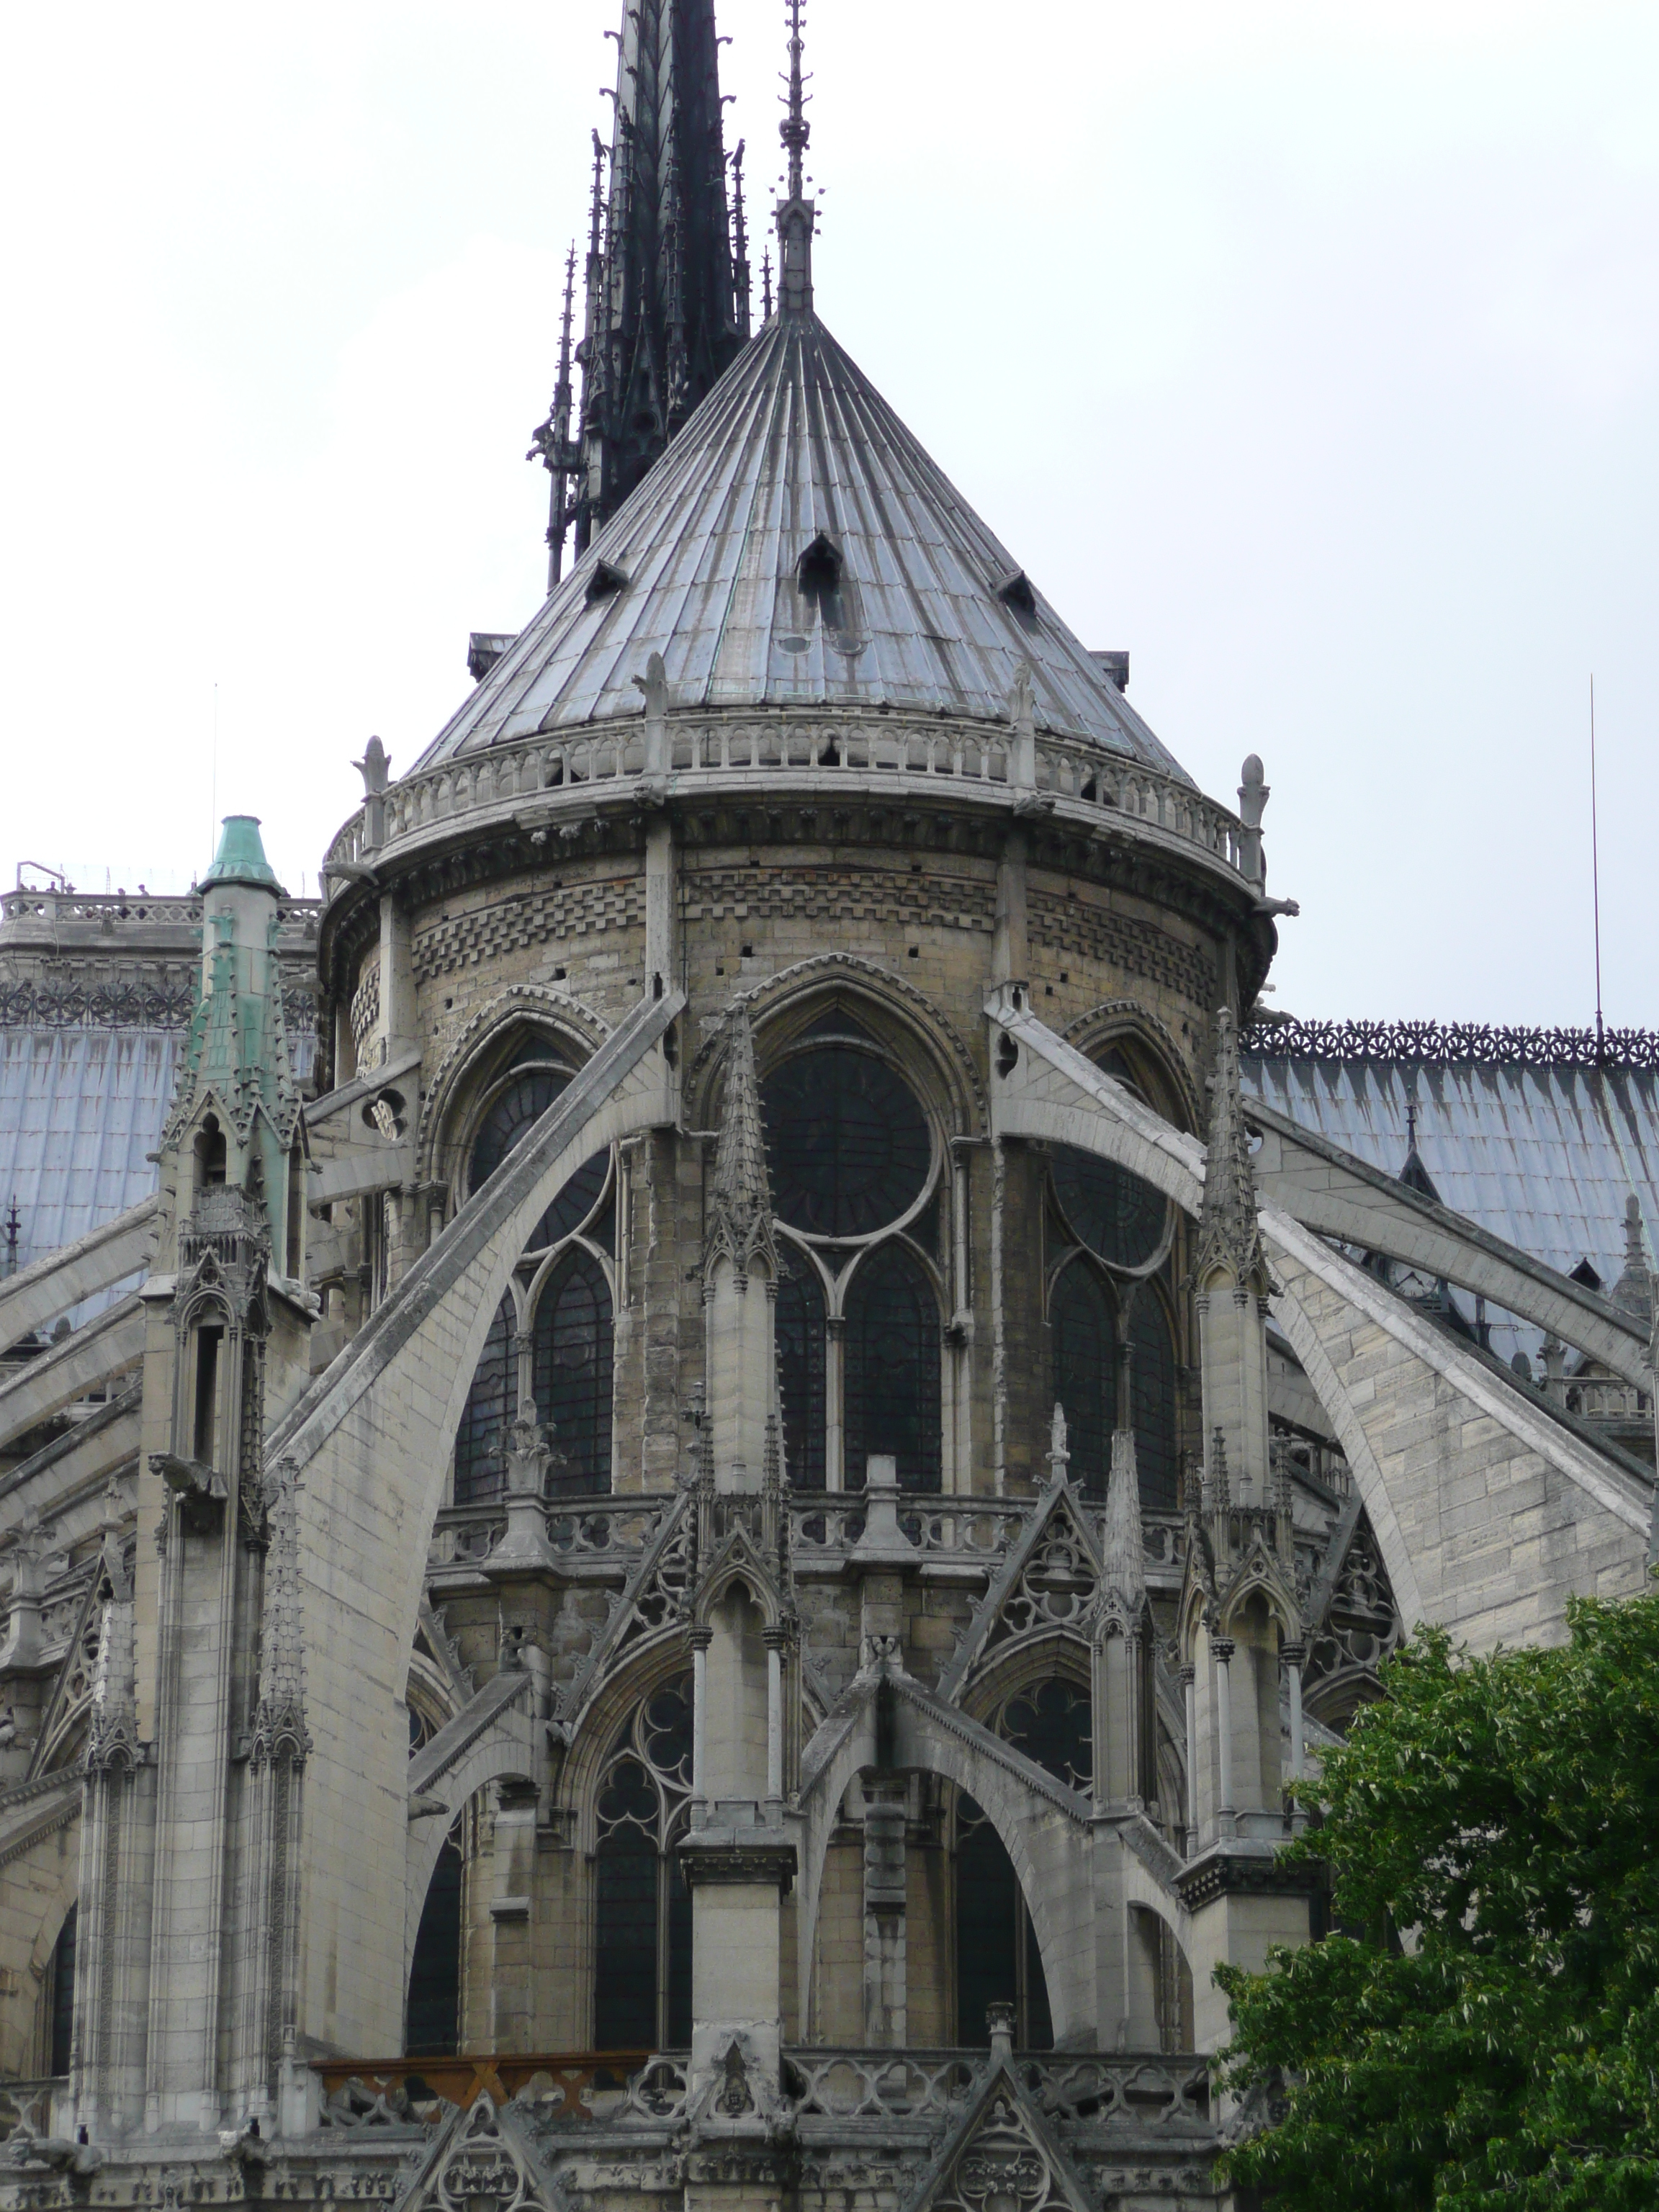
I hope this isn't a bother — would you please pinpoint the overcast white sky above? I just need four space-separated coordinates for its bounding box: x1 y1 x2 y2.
1 1 1654 1026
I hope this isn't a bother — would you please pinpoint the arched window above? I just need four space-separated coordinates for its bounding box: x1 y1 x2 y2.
844 1244 941 1493
47 1904 76 2077
1003 1676 1092 1791
953 1677 1087 2049
594 1678 693 2050
455 1296 513 1503
776 1260 827 1490
531 1250 613 1497
1128 1292 1178 1510
405 1825 462 2057
1049 1259 1115 1501
759 1018 944 1491
955 1800 1052 2050
761 1044 930 1239
468 1049 573 1195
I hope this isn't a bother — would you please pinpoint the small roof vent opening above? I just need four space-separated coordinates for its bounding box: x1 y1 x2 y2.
796 534 844 598
585 559 629 606
994 568 1038 623
1091 649 1130 693
467 632 516 684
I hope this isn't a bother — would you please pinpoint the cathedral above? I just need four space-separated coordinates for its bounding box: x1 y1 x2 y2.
1 5 1655 2208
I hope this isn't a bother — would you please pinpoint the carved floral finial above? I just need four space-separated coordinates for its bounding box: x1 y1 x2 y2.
703 1004 780 1288
1197 1008 1267 1291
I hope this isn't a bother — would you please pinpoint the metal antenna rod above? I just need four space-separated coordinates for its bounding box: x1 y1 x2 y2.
1591 673 1604 1059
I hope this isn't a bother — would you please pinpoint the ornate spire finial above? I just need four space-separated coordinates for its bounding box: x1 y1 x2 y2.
762 247 774 321
1197 1008 1267 1289
527 246 580 591
704 1004 781 1287
730 139 752 340
774 0 815 317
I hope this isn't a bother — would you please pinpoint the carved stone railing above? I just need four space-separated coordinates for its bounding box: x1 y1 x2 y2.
784 2048 979 2120
1 890 207 928
780 2049 1211 2133
0 2080 64 2142
1014 2052 1212 2132
789 1496 1035 1557
313 2052 657 2127
323 713 1249 886
428 1494 676 1572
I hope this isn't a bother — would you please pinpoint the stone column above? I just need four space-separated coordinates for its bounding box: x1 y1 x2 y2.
1212 1637 1236 1841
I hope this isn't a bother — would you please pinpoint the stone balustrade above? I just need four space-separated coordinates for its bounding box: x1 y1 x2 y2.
310 2046 1208 2133
323 712 1250 888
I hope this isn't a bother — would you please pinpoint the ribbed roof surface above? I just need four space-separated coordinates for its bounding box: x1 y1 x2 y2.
417 312 1190 777
1244 1051 1659 1367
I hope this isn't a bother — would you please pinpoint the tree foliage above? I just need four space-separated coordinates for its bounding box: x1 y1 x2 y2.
1217 1583 1659 2210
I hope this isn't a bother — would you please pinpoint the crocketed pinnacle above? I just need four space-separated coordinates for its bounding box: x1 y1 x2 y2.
1197 1008 1267 1289
251 1459 310 1766
775 0 815 317
1612 1194 1654 1336
705 1004 781 1285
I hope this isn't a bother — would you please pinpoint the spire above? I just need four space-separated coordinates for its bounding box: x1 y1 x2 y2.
730 139 752 341
528 246 580 591
774 0 816 317
1197 1008 1267 1289
562 0 747 557
704 1005 781 1287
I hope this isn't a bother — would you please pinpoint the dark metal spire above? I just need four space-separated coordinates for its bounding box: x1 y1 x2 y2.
729 139 751 342
774 0 815 318
527 246 580 590
546 0 749 563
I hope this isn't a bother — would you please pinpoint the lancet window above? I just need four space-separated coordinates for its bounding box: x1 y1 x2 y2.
45 1904 76 2077
1047 1141 1179 1509
593 1677 694 2050
451 1031 618 1501
762 1014 945 1492
953 1678 1090 2047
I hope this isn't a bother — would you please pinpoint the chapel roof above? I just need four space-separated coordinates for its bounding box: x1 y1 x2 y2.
414 307 1191 780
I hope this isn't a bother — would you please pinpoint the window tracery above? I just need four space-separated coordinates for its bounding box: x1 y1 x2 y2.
593 1676 694 2050
453 1138 618 1501
1046 1143 1179 1509
760 1010 945 1492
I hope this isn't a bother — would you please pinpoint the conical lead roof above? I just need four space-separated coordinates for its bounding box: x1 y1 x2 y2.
416 310 1190 778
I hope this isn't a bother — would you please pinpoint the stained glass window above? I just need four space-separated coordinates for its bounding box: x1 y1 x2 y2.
1051 1145 1166 1271
844 1244 940 1493
405 1827 462 2056
760 1048 930 1238
48 1904 76 2077
531 1251 613 1497
454 1296 514 1502
1050 1259 1115 1501
594 1679 693 2049
954 1799 1052 2049
1128 1293 1179 1510
1003 1678 1092 1792
469 1064 570 1193
776 1258 827 1489
526 1149 610 1254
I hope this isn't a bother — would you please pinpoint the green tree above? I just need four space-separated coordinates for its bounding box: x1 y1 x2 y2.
1216 1583 1659 2211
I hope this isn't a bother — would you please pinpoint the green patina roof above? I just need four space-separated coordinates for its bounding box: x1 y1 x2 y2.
201 815 284 894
